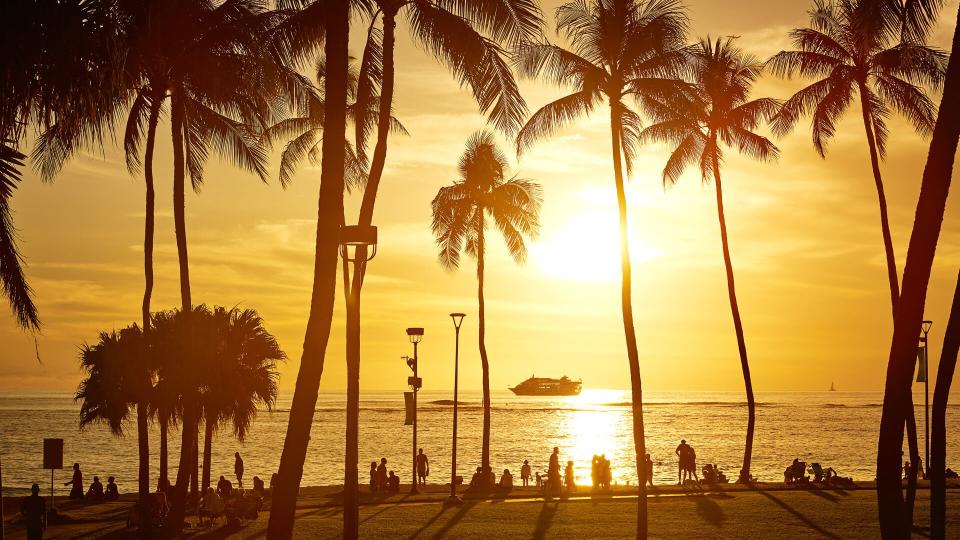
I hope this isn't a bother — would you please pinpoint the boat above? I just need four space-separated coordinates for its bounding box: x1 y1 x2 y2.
509 375 582 396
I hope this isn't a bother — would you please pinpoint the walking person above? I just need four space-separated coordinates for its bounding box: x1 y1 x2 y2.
64 462 84 499
234 452 244 489
646 453 654 487
21 483 46 540
675 440 691 484
521 460 531 487
416 448 429 487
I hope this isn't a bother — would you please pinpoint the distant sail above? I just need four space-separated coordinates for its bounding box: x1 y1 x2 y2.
829 382 836 391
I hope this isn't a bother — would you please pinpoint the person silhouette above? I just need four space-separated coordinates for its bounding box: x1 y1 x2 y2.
675 440 691 484
234 452 244 489
217 475 233 498
105 476 119 500
65 462 84 499
548 447 561 494
521 460 531 487
416 448 429 487
86 475 104 500
645 453 654 486
21 483 46 540
377 458 388 492
565 460 576 491
369 461 379 493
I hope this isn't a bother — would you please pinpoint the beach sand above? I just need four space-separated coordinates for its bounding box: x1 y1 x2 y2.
2 482 958 538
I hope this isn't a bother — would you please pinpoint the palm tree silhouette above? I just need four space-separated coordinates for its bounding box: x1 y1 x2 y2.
513 0 687 534
199 308 284 493
431 131 541 485
0 144 38 331
767 0 945 315
641 37 780 484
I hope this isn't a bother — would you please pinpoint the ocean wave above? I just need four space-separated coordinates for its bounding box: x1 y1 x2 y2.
427 400 470 406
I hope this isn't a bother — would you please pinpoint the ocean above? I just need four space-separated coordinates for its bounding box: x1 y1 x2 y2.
0 390 955 497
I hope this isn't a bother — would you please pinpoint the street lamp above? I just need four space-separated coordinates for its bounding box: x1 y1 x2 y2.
446 313 466 506
406 327 424 494
921 320 933 476
338 224 378 537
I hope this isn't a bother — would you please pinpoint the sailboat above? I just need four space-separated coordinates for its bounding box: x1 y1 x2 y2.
829 382 836 392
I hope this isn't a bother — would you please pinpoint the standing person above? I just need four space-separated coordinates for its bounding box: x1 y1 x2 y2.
675 440 692 484
369 462 378 493
234 452 244 490
376 458 388 492
64 462 84 499
416 448 429 487
601 454 611 489
548 447 561 494
521 460 531 487
591 455 599 489
686 443 700 483
21 483 46 540
645 454 654 487
564 460 576 491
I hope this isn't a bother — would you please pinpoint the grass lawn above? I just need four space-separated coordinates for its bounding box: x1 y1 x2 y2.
3 483 958 538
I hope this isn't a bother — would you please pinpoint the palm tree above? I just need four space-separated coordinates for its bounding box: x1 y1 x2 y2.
513 0 687 534
0 144 39 331
76 325 154 437
267 0 351 535
640 37 779 483
931 270 960 539
199 307 284 493
431 131 541 485
767 0 945 315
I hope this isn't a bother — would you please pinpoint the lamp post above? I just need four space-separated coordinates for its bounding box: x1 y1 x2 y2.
406 327 424 494
922 319 933 476
339 224 377 536
447 313 466 505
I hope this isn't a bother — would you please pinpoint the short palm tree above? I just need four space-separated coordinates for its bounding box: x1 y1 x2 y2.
513 0 687 533
199 307 284 492
767 0 945 314
640 37 780 484
431 131 541 485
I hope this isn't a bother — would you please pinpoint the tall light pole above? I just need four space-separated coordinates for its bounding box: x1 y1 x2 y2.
339 224 377 536
922 319 933 476
447 313 466 505
406 327 424 494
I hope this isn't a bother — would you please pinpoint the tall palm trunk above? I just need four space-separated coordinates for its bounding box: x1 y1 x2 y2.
266 0 349 536
905 402 921 526
858 83 900 313
201 415 215 493
931 270 960 539
877 7 960 538
136 97 160 538
477 215 491 483
159 411 168 489
168 92 196 530
710 156 755 484
609 101 646 539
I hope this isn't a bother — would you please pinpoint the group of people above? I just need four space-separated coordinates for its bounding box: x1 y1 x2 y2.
62 463 120 502
591 454 612 490
369 457 401 494
675 439 699 484
702 463 728 484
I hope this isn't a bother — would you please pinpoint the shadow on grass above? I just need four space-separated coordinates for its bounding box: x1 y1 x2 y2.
691 493 730 528
803 487 840 503
532 501 559 540
426 501 476 540
753 489 841 540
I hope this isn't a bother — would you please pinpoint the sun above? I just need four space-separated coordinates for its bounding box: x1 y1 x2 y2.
532 211 661 282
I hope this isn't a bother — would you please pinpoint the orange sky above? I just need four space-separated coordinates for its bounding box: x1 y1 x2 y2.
2 0 960 393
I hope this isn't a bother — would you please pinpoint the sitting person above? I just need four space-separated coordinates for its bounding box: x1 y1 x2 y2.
716 465 728 484
198 487 225 526
945 468 959 479
387 471 400 494
252 475 265 496
217 475 233 498
702 464 717 483
104 477 119 501
86 476 104 500
469 467 484 488
499 469 513 490
270 472 279 494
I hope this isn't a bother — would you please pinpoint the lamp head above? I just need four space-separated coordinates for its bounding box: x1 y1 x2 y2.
922 320 933 334
406 327 424 344
450 312 466 329
338 225 378 262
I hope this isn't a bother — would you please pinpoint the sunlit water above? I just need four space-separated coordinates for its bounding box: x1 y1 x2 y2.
1 390 957 497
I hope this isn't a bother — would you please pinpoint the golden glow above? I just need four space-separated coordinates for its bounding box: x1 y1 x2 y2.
532 211 661 282
561 389 625 485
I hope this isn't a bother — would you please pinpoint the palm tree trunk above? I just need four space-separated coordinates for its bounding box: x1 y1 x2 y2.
931 270 960 540
609 101 646 540
168 92 196 530
159 411 168 489
477 215 492 485
202 416 214 493
905 400 921 526
136 96 160 538
877 7 960 538
858 83 900 315
266 0 350 536
709 157 755 484
192 431 199 497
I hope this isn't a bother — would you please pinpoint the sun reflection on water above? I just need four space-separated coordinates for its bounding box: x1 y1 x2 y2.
560 389 627 485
